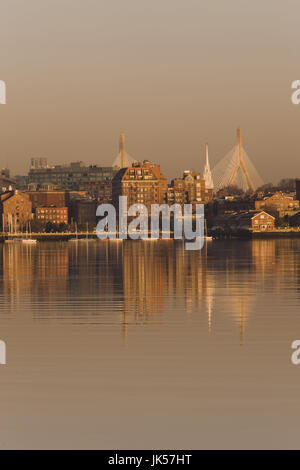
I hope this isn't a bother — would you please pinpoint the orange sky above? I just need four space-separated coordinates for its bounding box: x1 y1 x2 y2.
0 0 299 183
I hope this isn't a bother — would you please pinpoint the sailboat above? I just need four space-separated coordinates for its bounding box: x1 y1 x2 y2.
205 219 213 241
22 222 37 244
4 214 22 243
79 223 95 242
69 222 79 242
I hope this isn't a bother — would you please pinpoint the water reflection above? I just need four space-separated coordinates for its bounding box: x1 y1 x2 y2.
1 239 300 343
2 239 300 449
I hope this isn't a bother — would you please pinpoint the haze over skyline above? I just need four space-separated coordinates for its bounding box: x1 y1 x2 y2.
0 0 299 183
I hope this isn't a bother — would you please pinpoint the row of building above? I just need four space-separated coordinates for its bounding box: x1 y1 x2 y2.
6 175 297 234
0 136 215 231
0 189 97 231
207 189 300 235
207 191 300 218
3 134 300 234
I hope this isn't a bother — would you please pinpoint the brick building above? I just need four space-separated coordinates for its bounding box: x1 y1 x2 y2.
167 171 213 207
112 161 168 212
28 161 118 190
36 207 68 225
255 192 299 217
69 199 97 226
27 190 68 211
78 182 112 203
251 211 275 231
212 210 275 235
0 191 32 231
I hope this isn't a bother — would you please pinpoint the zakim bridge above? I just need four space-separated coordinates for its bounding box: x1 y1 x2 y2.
212 128 263 192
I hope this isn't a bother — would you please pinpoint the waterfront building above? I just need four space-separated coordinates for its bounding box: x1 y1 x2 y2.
0 191 32 231
27 190 68 210
78 182 112 203
251 211 275 231
211 210 275 235
112 160 168 212
255 192 299 217
69 199 97 226
35 207 68 225
27 189 95 225
167 170 213 207
28 161 118 190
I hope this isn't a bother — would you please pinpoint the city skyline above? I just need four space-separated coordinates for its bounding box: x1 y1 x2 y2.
6 128 295 192
6 129 293 188
1 1 300 451
0 1 299 182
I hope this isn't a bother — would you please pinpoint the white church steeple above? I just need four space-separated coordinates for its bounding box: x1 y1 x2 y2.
203 143 214 190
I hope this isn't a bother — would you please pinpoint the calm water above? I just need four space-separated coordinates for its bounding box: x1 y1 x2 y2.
0 239 300 449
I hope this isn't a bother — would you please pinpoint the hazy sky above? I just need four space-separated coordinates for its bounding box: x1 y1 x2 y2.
0 0 299 182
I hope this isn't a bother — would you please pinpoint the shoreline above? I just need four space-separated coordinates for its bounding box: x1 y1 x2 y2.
1 230 300 242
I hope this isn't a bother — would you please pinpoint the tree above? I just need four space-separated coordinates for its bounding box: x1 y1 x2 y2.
256 183 273 193
45 222 59 233
217 185 244 197
58 223 68 233
277 178 295 192
276 216 289 228
30 219 44 233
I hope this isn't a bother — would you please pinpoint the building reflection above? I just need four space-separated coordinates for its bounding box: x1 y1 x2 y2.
1 243 69 313
1 239 300 342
